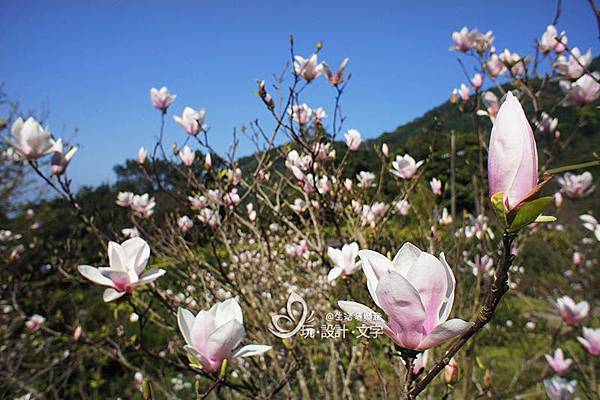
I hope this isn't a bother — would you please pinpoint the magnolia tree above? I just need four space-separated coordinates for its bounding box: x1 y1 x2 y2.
1 12 599 400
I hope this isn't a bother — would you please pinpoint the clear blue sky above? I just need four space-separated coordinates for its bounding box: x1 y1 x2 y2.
1 0 598 187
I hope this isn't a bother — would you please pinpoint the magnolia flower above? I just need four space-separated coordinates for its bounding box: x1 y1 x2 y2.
488 92 539 210
539 25 567 53
438 207 452 226
345 129 362 151
188 195 207 211
204 153 212 169
294 54 321 82
131 194 156 219
338 243 473 351
8 117 54 160
357 171 376 188
290 198 306 213
223 189 241 208
473 30 494 54
557 295 589 325
391 154 423 180
577 327 600 356
471 73 483 90
150 86 176 112
458 84 470 101
580 214 600 241
179 145 195 167
468 254 493 277
50 139 78 175
122 227 140 238
174 107 206 136
288 104 313 125
544 376 577 400
381 143 389 157
558 172 594 198
430 178 442 196
443 358 459 384
177 298 271 372
560 73 600 106
138 147 147 164
285 240 308 258
198 207 221 228
450 88 458 104
78 238 165 302
499 49 528 77
536 112 558 134
316 175 333 194
116 191 134 207
451 27 475 52
394 199 411 216
246 203 256 221
545 348 572 374
554 47 593 79
321 58 349 85
486 54 506 77
476 91 499 122
327 242 359 283
178 216 194 233
25 314 45 332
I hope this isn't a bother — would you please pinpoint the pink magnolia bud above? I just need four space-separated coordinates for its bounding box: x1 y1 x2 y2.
138 147 147 164
443 358 459 384
471 73 483 90
381 143 389 157
204 153 212 169
487 92 538 209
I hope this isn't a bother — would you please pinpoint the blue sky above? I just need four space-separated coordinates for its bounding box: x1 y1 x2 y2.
1 0 598 187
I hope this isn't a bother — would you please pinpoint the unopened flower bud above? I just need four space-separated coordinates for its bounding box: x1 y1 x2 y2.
443 358 459 384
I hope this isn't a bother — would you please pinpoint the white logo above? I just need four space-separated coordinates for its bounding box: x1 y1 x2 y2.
269 292 315 338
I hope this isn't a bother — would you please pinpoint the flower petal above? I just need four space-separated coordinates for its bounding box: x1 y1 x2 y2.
137 268 166 285
416 318 473 350
232 344 272 359
78 265 115 287
327 267 343 283
205 319 246 362
358 249 393 308
391 242 421 276
178 307 195 346
121 237 150 275
103 288 126 302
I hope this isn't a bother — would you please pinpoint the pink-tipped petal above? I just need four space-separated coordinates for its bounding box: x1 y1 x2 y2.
103 288 126 302
416 318 473 350
232 344 272 359
78 265 115 287
358 250 394 308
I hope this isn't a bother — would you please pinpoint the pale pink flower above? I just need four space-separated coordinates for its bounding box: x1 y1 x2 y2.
338 243 473 351
174 107 206 136
477 91 499 122
485 54 506 77
150 86 176 112
78 238 165 302
121 227 139 238
188 195 207 211
246 203 256 221
554 47 593 79
580 214 600 241
539 25 568 53
316 176 333 194
50 139 78 175
438 207 452 226
560 73 600 105
577 327 600 356
285 240 308 258
554 192 564 208
544 376 577 400
204 153 212 169
394 199 411 216
458 84 470 101
131 194 156 219
468 254 493 277
25 314 45 332
345 129 362 151
198 207 221 228
357 171 376 189
327 242 359 283
499 49 528 77
138 147 147 164
8 117 54 160
290 198 306 213
536 112 558 134
488 92 538 209
223 188 241 208
430 178 442 196
545 348 572 374
343 178 353 191
443 358 459 384
381 143 389 157
294 54 322 82
287 104 313 125
473 30 494 54
556 295 589 325
451 27 475 52
471 73 483 90
116 191 134 207
558 172 594 198
177 298 271 372
179 145 195 167
391 154 423 180
321 58 349 86
177 216 194 233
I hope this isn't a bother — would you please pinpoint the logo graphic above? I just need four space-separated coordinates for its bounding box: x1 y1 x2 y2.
269 292 315 338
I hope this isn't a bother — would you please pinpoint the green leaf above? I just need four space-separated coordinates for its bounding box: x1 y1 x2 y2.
534 215 556 223
490 192 508 228
508 196 554 232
